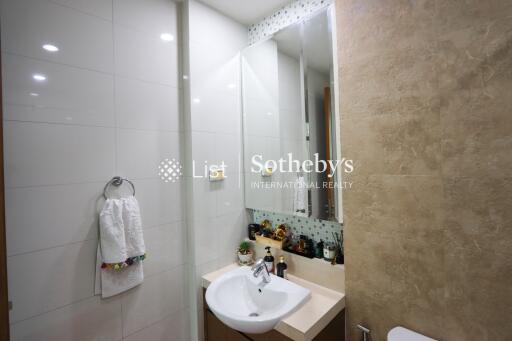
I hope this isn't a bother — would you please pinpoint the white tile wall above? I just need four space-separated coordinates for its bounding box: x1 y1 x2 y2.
114 0 178 37
5 182 102 256
1 0 187 339
2 53 115 126
117 129 181 179
49 0 113 20
116 77 180 131
121 267 187 336
1 0 114 72
114 25 179 86
10 295 123 341
4 121 116 187
186 2 248 339
123 308 189 341
7 239 97 323
143 222 186 277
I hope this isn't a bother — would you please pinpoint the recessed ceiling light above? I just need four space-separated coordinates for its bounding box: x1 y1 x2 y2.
42 44 59 52
227 83 236 89
193 98 201 103
160 33 174 42
33 74 47 82
29 92 40 97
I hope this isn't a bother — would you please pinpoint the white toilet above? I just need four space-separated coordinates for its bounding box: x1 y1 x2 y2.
388 327 438 341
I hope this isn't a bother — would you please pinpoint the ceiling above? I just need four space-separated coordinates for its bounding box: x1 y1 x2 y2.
198 0 292 25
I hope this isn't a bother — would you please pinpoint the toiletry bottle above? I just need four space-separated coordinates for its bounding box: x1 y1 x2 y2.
276 256 287 279
264 246 274 273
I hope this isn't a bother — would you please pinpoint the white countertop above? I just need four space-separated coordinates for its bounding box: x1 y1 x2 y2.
202 263 346 341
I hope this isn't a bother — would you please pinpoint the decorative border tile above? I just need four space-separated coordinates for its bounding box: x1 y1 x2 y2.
250 209 342 245
248 0 333 45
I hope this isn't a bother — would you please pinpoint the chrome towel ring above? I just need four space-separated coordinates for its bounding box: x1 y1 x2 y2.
103 176 136 199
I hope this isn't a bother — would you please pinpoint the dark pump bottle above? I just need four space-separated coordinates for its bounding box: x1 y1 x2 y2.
263 246 274 273
276 256 287 279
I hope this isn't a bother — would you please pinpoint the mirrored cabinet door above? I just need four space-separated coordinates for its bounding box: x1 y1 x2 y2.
241 7 341 222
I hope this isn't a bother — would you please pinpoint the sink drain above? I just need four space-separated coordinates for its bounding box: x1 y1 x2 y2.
249 312 259 317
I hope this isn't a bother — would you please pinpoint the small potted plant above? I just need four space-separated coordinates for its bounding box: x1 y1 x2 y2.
237 240 253 265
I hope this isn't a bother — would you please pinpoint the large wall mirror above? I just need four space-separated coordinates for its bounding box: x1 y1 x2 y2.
241 6 342 222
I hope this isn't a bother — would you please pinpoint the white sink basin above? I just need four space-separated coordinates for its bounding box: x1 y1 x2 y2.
205 266 311 334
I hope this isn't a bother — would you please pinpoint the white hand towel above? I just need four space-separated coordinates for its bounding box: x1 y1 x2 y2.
96 196 145 298
99 199 127 263
121 197 145 257
95 245 144 298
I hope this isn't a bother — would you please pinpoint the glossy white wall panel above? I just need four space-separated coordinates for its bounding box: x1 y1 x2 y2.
243 98 280 138
192 216 220 265
4 122 115 188
215 133 242 173
143 222 186 277
135 178 183 228
10 295 122 341
50 0 113 20
116 77 180 132
189 0 246 47
5 182 102 256
1 0 113 72
117 129 181 180
114 24 178 86
114 0 177 37
215 211 246 266
2 53 114 126
216 172 244 216
121 267 187 336
190 91 240 134
123 308 190 341
278 52 301 111
8 239 97 322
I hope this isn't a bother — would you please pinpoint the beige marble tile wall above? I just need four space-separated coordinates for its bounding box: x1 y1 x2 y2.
335 0 512 340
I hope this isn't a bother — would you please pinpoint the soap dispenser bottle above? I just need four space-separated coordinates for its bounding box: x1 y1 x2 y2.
276 256 287 279
263 246 274 273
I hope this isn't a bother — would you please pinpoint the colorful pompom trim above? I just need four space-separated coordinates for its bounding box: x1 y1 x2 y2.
101 254 146 270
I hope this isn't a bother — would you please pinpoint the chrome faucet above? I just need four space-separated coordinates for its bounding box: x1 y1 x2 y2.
251 259 271 284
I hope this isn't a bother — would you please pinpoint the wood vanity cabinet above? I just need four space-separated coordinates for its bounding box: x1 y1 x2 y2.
203 289 345 341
